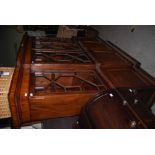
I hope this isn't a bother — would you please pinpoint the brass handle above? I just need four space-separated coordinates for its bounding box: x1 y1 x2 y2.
134 99 139 104
130 121 137 128
123 100 127 106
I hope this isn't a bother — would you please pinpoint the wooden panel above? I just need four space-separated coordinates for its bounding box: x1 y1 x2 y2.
23 37 32 68
107 41 141 67
16 35 28 67
82 40 113 52
91 52 133 68
100 68 155 89
8 67 21 128
30 93 95 121
8 36 29 128
19 68 31 123
31 63 95 71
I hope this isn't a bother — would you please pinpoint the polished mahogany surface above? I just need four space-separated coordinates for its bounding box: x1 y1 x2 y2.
80 88 155 129
9 33 155 128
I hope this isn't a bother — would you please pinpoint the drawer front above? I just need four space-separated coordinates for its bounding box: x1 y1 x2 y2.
30 93 95 121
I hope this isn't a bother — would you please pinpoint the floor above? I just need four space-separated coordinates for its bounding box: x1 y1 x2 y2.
1 116 79 129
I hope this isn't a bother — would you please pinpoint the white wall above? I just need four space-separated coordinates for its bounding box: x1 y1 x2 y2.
93 25 155 78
